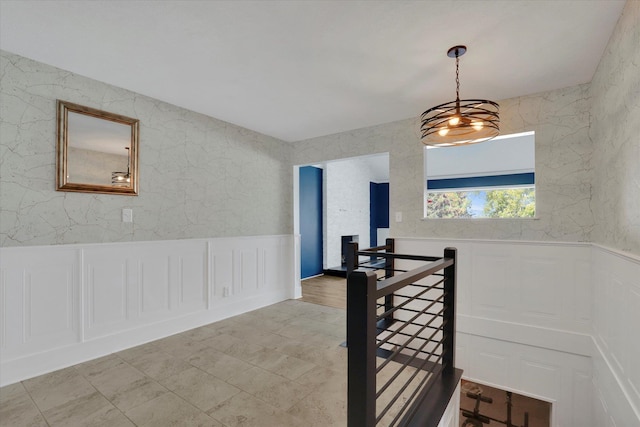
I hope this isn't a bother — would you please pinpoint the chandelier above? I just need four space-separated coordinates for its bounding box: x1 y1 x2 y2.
111 147 131 186
420 45 499 147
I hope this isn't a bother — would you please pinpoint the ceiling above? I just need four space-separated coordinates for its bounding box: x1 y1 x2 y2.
0 1 626 142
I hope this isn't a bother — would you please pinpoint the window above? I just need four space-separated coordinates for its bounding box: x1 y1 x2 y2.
424 132 535 219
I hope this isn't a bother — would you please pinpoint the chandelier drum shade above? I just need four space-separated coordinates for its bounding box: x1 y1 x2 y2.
420 45 499 147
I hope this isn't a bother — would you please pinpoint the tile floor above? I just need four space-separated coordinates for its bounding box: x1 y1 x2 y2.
0 300 350 427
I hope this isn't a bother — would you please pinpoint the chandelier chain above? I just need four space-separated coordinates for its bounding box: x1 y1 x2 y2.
455 54 460 101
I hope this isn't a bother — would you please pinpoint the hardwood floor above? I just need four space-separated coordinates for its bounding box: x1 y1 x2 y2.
300 274 346 309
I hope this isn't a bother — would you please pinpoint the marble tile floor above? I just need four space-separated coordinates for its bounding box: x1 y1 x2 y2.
0 300 352 427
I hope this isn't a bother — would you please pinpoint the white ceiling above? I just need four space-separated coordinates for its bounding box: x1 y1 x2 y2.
0 1 626 142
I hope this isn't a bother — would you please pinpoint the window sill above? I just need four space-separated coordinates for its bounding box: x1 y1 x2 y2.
421 216 540 221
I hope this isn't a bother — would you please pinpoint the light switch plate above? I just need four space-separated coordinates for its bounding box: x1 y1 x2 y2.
395 212 402 222
122 208 133 223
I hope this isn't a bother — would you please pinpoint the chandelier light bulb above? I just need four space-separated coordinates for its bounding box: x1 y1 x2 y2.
472 121 483 131
448 116 460 126
438 127 450 137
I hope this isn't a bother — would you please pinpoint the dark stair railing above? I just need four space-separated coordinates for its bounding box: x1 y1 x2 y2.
346 239 463 427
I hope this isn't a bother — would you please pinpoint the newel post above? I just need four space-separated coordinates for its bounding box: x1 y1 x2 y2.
442 247 457 375
347 270 378 427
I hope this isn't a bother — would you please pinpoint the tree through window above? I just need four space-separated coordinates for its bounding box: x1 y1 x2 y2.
424 132 535 219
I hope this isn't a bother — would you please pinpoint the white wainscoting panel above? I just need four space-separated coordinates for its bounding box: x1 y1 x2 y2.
3 235 639 426
139 253 171 316
238 248 258 292
572 370 592 426
473 249 512 314
474 242 591 332
0 247 79 361
519 358 561 399
397 237 595 426
0 235 294 386
456 332 591 427
521 256 559 317
397 237 640 426
210 242 233 303
82 240 210 340
592 245 640 425
84 246 130 339
262 237 286 291
293 234 302 299
174 241 208 312
209 236 292 306
396 238 592 338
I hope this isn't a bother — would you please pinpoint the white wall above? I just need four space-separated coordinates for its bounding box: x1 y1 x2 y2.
322 155 388 268
0 235 295 387
426 132 535 180
4 235 638 426
393 237 640 426
591 245 640 425
396 237 593 426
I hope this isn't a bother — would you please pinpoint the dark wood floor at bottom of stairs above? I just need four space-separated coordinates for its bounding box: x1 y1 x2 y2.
300 274 346 309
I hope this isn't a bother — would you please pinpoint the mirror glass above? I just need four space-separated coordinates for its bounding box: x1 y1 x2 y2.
57 100 139 195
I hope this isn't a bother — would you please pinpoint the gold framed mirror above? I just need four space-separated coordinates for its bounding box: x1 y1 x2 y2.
56 100 139 195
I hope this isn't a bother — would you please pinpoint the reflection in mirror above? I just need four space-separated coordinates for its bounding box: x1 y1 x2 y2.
57 100 139 195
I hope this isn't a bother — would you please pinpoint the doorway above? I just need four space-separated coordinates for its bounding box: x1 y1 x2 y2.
295 153 389 281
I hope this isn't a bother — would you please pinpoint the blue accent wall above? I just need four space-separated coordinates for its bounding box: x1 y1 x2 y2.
300 166 323 278
427 172 535 190
370 182 389 247
370 183 377 247
376 183 390 227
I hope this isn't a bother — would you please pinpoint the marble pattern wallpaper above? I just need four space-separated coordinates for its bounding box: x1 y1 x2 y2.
589 0 640 255
0 51 292 247
2 0 637 258
293 83 595 245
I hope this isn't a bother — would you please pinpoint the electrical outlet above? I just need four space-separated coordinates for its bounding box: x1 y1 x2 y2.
395 211 402 222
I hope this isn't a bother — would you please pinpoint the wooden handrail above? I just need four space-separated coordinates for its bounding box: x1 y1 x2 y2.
346 243 461 427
